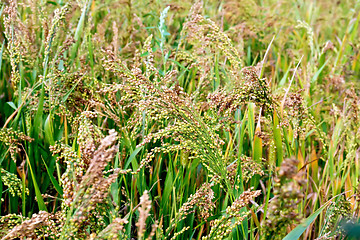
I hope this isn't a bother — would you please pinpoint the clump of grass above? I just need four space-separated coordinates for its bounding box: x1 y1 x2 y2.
0 0 360 239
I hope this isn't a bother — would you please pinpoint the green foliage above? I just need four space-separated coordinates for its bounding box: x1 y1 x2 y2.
0 0 360 239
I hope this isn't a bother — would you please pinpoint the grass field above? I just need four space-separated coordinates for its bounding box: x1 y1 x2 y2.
0 0 360 239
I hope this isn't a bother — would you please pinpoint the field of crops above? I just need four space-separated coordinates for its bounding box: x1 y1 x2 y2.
0 0 360 239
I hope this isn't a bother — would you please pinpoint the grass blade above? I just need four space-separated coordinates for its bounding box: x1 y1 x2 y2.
283 199 333 240
25 151 47 211
42 158 63 197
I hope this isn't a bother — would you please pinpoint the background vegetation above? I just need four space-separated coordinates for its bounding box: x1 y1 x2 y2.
0 0 360 239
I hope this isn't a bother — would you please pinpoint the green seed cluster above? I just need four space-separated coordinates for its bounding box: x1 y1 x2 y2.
166 183 215 236
0 213 25 238
207 67 274 123
1 169 29 198
0 128 33 162
50 142 85 206
103 50 234 187
323 196 352 238
202 189 261 240
226 155 264 187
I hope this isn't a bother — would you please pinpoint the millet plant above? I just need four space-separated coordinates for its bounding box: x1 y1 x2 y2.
0 0 360 239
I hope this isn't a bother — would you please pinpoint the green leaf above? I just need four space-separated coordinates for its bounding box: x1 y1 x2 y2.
311 59 329 84
283 200 332 240
42 158 63 197
26 153 47 211
71 0 92 61
253 117 262 163
279 64 292 87
124 146 143 170
33 87 45 140
247 102 255 142
273 110 283 166
0 39 5 72
6 102 17 110
44 114 54 145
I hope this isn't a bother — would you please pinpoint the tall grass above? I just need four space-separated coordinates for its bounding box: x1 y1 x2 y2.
0 0 360 239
